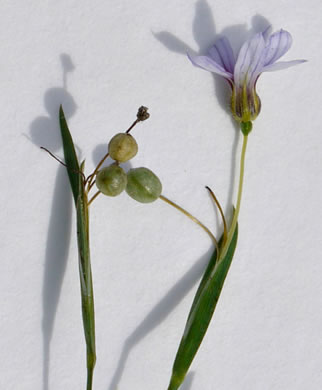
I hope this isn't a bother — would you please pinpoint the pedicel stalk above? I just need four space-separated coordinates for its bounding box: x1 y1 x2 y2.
167 27 306 390
42 105 221 390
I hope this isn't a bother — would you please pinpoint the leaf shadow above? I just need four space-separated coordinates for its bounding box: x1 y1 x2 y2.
181 372 195 390
107 246 213 390
29 54 77 390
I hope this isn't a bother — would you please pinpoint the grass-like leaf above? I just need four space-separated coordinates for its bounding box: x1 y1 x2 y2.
167 224 238 390
77 162 96 390
59 108 96 390
59 105 80 203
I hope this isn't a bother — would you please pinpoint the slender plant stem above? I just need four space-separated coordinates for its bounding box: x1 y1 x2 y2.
86 153 109 191
88 190 101 206
87 368 93 390
220 134 248 259
159 194 219 253
40 146 86 182
205 186 228 245
126 118 139 133
88 179 96 192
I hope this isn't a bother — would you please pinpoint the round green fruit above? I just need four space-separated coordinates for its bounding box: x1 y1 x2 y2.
96 164 127 197
108 133 138 162
126 167 162 203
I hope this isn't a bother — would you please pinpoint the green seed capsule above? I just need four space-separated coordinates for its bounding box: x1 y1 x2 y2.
126 167 162 203
96 164 127 197
108 133 138 162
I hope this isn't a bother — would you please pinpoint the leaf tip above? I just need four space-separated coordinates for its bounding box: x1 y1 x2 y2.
59 104 65 118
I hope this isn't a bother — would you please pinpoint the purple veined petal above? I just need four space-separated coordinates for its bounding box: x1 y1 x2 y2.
187 53 233 80
263 29 293 66
208 36 236 74
262 59 307 72
234 32 266 89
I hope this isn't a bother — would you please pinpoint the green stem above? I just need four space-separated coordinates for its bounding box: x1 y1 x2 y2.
87 364 94 390
220 134 248 259
159 195 219 253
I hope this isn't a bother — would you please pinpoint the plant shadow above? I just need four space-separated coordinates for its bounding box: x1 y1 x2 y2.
181 372 195 390
29 54 77 390
108 247 213 390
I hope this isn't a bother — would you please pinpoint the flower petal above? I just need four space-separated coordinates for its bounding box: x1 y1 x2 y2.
234 32 266 88
262 25 272 41
263 59 307 72
187 53 233 80
263 29 293 66
208 37 235 74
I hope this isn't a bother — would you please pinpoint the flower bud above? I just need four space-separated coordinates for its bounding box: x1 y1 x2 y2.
231 82 261 123
108 133 138 162
126 167 162 203
96 164 127 197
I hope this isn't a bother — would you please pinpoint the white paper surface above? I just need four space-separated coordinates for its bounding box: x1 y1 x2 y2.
1 1 322 389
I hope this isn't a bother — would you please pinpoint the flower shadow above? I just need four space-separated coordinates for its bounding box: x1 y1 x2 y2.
29 54 77 390
153 1 270 114
153 0 270 214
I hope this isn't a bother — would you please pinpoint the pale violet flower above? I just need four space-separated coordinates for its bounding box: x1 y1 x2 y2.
188 28 306 126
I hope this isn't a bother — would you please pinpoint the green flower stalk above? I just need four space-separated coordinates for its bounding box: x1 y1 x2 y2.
167 27 306 390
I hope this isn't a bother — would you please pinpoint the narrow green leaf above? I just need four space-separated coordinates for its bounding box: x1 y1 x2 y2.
59 111 96 390
77 161 96 390
59 105 80 203
167 225 238 390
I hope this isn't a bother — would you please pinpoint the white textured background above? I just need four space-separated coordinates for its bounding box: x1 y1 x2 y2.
1 1 321 389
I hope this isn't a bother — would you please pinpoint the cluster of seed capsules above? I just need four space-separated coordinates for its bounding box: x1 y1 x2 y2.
95 108 162 203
